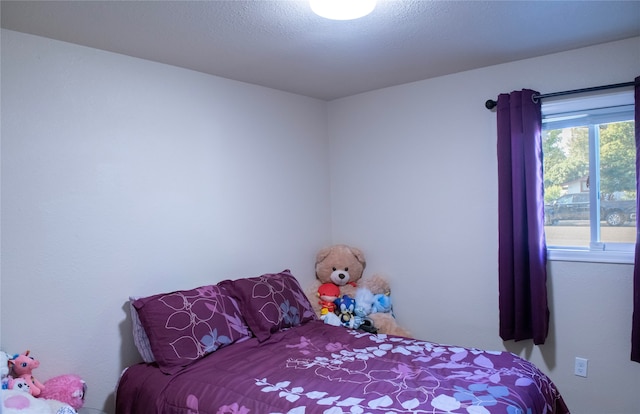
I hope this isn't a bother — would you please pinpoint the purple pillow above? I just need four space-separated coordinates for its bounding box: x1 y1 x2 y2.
133 284 251 374
220 270 316 342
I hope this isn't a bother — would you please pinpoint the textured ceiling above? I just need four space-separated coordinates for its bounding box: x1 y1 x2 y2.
2 0 639 101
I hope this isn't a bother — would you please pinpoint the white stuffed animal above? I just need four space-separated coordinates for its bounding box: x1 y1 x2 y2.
8 377 32 393
1 350 10 387
2 389 77 414
3 389 54 413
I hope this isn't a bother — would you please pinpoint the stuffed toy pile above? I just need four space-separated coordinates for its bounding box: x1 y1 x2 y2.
307 244 411 337
1 350 86 414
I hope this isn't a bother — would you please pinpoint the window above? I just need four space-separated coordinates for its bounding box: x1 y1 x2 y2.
542 90 636 263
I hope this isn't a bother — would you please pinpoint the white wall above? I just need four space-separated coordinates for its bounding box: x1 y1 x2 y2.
1 29 331 412
327 37 640 414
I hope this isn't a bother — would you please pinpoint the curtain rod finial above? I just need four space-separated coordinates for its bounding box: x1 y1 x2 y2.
485 99 497 110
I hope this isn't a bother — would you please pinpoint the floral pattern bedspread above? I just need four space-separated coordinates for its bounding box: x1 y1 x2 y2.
116 320 569 414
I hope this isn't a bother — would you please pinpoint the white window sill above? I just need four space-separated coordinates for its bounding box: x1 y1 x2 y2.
547 247 634 264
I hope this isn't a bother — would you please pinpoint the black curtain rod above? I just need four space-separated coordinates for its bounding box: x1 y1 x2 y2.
484 81 636 110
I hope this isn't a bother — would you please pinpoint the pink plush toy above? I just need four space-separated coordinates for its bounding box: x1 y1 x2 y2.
8 351 45 397
39 374 86 410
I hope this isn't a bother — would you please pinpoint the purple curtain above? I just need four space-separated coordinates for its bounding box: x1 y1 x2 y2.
633 76 640 363
497 89 549 345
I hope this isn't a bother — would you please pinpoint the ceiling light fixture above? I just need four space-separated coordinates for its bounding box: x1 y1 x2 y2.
309 0 377 20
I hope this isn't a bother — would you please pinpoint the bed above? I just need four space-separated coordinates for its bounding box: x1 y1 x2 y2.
117 270 569 414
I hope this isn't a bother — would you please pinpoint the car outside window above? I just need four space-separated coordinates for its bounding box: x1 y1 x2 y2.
542 91 636 264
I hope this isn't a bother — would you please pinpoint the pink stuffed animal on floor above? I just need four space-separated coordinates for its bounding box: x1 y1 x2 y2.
8 351 45 397
39 374 86 410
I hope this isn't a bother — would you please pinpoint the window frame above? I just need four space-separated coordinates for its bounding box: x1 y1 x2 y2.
542 90 636 264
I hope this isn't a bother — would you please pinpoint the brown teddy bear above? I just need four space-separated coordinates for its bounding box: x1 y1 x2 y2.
307 244 411 337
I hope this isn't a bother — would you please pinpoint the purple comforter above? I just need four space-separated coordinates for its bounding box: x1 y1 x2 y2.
116 320 569 414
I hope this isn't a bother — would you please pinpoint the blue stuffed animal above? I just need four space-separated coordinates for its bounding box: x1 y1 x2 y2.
335 295 356 329
372 293 393 314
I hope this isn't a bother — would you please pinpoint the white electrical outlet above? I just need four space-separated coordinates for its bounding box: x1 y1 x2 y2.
574 357 588 377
